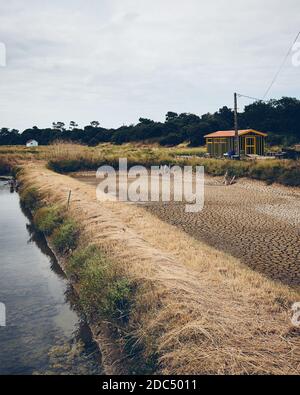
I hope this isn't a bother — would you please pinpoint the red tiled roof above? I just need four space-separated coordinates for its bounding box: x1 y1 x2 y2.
204 129 267 138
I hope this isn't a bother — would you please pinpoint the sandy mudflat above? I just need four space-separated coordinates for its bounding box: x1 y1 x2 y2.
74 173 300 287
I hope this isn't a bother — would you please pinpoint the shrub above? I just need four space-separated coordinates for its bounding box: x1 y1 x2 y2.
48 159 84 173
48 159 101 173
80 263 133 322
73 250 134 322
19 187 40 211
66 244 103 276
278 167 300 186
52 219 79 253
33 206 63 236
103 279 133 321
79 260 111 317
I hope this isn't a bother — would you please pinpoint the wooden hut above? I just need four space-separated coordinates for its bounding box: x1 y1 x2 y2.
204 129 267 157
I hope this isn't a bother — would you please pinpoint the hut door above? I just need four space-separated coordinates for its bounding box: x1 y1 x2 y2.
245 137 256 155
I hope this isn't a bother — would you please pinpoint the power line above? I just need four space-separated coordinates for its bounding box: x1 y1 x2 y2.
237 93 264 102
262 31 300 100
230 92 265 113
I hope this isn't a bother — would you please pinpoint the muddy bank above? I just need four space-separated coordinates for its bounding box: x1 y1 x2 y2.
44 239 128 375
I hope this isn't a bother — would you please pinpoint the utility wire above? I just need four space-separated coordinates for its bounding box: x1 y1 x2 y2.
262 31 300 99
230 92 264 112
237 93 264 102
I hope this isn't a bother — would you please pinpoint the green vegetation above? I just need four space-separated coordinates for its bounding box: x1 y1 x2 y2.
66 244 100 275
103 279 132 321
19 187 40 211
52 219 79 253
25 198 135 331
67 245 133 322
48 158 104 173
33 206 63 235
31 203 78 253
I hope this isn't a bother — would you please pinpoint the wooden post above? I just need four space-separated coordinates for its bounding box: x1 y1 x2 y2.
67 190 72 210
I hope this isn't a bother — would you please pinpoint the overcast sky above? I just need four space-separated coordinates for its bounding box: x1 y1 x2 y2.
0 0 299 131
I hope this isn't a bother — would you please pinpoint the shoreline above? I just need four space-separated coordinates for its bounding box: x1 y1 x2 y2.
16 183 127 376
42 226 128 375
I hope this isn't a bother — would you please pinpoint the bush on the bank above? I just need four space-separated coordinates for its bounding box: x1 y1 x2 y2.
33 206 63 235
19 187 40 211
68 246 133 322
103 278 133 321
52 219 79 253
66 244 102 275
80 261 133 321
278 166 300 186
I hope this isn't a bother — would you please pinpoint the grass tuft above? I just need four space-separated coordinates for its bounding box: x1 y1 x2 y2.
52 219 79 253
66 244 103 275
68 245 134 323
33 206 63 235
19 187 40 211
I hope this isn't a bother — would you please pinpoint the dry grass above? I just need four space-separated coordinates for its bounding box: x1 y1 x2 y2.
19 162 300 375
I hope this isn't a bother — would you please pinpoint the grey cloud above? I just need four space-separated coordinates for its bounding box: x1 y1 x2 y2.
0 0 299 130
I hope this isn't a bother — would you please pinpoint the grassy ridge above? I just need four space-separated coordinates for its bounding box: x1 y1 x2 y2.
19 187 152 374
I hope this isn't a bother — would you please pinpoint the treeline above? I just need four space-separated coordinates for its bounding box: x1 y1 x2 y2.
1 97 300 147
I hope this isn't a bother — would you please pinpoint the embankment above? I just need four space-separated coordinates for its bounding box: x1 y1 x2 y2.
19 162 300 375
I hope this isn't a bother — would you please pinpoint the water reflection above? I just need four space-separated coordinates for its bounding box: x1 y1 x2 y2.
25 220 65 278
0 181 102 375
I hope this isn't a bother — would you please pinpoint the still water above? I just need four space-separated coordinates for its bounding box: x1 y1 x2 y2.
0 180 102 375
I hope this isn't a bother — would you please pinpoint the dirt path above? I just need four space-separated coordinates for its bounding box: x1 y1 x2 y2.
74 173 300 287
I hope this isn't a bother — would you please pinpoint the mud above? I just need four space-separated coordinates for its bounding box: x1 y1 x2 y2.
143 178 300 287
74 173 300 287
